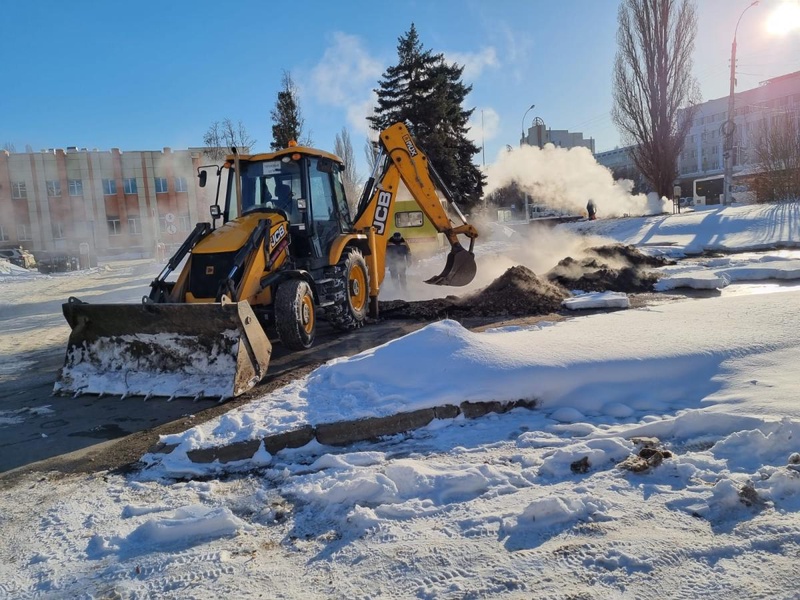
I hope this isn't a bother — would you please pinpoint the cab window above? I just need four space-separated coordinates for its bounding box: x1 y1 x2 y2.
238 160 303 222
331 166 352 228
309 158 336 223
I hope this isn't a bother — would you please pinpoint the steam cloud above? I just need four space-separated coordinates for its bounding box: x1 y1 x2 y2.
383 143 670 302
484 144 669 218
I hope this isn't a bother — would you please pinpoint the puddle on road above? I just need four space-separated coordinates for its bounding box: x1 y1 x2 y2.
68 424 129 440
659 249 800 300
719 281 800 298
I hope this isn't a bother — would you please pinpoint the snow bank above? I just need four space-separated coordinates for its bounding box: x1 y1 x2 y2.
86 504 251 558
146 288 800 479
562 291 630 310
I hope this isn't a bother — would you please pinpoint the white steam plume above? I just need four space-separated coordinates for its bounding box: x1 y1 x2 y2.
484 144 669 217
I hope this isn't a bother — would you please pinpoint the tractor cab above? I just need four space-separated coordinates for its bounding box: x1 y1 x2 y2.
201 147 354 271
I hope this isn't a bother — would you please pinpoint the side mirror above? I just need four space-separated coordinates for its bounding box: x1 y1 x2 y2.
198 170 207 188
210 204 222 219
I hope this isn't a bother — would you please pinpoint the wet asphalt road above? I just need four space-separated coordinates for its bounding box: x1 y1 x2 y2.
0 319 427 474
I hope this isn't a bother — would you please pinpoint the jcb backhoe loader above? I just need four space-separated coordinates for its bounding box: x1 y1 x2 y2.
55 122 479 399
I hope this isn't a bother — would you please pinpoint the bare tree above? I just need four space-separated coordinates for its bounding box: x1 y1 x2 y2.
752 111 800 202
333 127 361 214
612 0 700 198
2 142 16 153
203 118 255 160
364 136 379 173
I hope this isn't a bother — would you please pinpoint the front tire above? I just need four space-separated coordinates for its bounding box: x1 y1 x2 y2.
275 279 316 350
325 249 369 330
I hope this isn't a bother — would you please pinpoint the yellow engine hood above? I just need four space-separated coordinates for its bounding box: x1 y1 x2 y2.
193 212 286 254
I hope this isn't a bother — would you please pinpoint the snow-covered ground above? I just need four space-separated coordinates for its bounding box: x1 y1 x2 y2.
2 203 800 599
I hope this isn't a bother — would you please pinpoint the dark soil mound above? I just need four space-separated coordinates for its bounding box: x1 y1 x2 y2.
461 265 569 316
378 245 674 321
546 244 673 293
379 265 569 320
379 297 459 320
590 244 674 268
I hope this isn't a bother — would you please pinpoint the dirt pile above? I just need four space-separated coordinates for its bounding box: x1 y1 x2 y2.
462 265 570 316
546 244 674 293
379 265 569 320
379 245 675 321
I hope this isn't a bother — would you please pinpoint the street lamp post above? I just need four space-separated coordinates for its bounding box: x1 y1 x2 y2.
520 104 535 147
723 0 759 206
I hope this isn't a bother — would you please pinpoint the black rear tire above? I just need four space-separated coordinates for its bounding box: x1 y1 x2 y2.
275 279 316 350
325 249 369 330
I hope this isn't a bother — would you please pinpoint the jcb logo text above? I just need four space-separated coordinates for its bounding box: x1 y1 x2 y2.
270 224 287 248
372 191 393 234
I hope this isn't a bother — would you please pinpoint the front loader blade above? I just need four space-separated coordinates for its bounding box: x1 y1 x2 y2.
55 299 271 400
425 245 477 287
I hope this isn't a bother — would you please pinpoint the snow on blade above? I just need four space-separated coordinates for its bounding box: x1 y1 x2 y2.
55 331 240 399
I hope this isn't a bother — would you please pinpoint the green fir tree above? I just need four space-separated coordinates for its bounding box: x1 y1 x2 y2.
368 24 484 208
270 71 310 150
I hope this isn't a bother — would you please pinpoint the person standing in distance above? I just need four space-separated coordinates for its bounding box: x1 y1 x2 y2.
386 232 411 289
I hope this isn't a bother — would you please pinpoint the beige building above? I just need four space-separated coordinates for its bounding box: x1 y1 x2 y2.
522 123 595 153
594 70 800 203
680 71 800 178
0 146 217 259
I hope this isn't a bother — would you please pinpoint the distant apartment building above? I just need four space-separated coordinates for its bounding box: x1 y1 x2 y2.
0 146 217 259
522 123 595 153
595 145 636 171
679 70 800 181
593 70 800 203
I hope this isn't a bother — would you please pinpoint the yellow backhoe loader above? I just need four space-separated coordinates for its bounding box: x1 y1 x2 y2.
55 123 479 399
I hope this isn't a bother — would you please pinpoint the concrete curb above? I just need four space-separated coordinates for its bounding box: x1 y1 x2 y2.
150 398 538 466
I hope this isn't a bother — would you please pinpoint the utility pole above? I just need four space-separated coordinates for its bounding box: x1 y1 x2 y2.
520 104 535 147
481 109 485 167
723 1 759 206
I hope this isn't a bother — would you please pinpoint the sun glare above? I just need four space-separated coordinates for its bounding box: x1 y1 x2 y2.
766 2 800 35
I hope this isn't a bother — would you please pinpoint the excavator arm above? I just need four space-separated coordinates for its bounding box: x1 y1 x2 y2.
353 122 478 288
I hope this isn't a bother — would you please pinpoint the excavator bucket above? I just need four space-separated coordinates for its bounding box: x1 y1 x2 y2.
425 245 477 287
54 298 272 400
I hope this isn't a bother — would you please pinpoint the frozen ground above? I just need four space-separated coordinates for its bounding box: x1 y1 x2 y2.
2 203 800 599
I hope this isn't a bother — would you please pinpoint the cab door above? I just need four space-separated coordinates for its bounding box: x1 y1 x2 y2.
308 157 341 261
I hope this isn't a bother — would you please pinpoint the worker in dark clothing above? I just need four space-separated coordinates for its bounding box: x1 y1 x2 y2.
587 199 597 220
386 232 411 289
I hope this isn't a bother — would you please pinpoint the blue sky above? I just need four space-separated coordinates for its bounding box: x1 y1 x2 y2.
2 0 799 175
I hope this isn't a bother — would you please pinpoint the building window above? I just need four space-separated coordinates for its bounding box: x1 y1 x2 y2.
128 216 142 235
102 179 117 195
395 211 424 228
0 225 9 241
158 216 168 233
53 222 65 239
175 177 188 193
11 181 27 199
155 177 168 193
46 180 62 197
17 224 32 241
179 214 191 232
107 217 121 236
68 179 83 196
123 178 138 194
